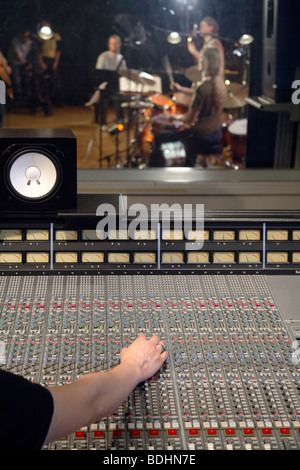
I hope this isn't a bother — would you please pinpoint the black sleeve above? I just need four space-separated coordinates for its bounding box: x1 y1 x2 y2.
0 369 54 450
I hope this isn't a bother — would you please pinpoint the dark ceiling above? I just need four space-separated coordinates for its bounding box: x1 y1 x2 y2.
1 0 256 104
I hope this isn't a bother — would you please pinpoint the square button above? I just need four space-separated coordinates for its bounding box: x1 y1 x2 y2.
244 428 254 435
280 428 290 435
262 428 272 435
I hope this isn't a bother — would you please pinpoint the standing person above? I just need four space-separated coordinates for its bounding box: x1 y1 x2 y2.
0 49 12 127
38 20 63 114
7 29 33 99
187 16 224 85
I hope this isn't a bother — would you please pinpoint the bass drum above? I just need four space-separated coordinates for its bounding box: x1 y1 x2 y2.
139 122 154 164
139 114 185 164
228 118 247 165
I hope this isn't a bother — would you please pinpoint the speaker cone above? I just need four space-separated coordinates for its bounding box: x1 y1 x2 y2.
0 129 77 213
7 150 60 200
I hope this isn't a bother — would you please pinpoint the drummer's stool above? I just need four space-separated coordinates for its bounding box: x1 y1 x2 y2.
194 142 223 168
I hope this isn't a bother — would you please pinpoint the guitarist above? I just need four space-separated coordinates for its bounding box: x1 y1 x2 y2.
0 49 12 127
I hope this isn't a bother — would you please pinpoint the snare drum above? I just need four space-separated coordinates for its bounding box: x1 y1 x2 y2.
151 113 185 135
150 93 174 111
228 118 247 161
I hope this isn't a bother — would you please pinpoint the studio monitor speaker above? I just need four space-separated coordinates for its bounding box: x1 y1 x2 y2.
262 0 300 102
0 129 77 213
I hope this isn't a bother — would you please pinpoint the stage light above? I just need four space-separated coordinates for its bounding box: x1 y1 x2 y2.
239 34 254 45
108 124 124 135
37 24 53 40
167 31 182 44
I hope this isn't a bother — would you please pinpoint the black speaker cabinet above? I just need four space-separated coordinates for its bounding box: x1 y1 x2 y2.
262 0 300 102
0 129 77 214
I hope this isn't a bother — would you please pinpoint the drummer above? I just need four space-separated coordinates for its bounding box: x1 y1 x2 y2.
152 47 226 167
187 16 224 86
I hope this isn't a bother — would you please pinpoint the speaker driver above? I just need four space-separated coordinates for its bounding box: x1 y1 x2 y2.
0 128 77 213
8 151 59 200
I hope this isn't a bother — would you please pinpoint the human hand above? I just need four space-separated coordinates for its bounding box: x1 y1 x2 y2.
120 334 168 382
170 82 182 92
187 40 198 56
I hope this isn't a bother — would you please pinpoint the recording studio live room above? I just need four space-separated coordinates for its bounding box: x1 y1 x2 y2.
0 0 300 453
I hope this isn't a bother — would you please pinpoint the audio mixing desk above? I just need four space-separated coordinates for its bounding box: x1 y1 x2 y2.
0 194 299 451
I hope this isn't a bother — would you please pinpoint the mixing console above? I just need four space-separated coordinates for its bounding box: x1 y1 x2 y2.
0 273 299 450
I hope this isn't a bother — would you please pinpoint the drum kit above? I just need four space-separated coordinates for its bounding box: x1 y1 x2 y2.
117 68 187 167
101 64 247 168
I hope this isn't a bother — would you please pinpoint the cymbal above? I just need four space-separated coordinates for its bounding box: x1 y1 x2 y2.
224 91 245 109
121 100 153 109
138 71 156 86
184 65 202 82
119 69 156 86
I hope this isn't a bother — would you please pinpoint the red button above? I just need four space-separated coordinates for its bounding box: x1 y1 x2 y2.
93 431 104 438
243 428 253 435
130 430 141 437
149 430 159 437
113 430 122 437
167 429 177 436
225 428 235 435
280 428 290 435
75 431 85 439
189 429 199 436
207 429 217 436
262 428 272 435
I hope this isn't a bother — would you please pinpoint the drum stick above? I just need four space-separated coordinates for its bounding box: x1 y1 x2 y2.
162 56 174 87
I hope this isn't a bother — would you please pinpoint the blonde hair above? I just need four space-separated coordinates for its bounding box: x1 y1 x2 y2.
109 35 122 45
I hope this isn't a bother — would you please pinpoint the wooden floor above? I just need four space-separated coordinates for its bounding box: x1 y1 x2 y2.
3 82 248 169
3 104 134 168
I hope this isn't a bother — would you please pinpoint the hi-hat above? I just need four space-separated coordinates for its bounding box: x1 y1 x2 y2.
138 71 156 86
119 69 156 86
224 91 245 109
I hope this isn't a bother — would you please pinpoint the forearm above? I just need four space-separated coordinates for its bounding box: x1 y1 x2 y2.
53 51 61 68
45 334 167 443
171 107 198 125
46 362 140 443
174 84 193 96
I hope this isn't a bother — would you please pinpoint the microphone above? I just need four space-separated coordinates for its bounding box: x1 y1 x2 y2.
193 23 198 38
187 24 199 43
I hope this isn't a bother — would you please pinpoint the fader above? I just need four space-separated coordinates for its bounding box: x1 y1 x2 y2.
0 274 299 450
